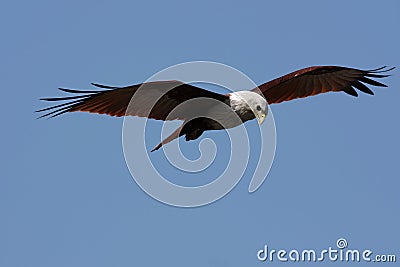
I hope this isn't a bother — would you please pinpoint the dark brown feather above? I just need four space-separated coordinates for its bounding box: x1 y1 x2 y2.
37 81 228 120
253 66 394 104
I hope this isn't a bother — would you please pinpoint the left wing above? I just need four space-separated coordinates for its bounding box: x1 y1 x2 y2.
253 66 394 104
36 80 228 120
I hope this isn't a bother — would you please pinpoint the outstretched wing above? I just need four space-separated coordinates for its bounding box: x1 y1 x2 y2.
37 80 228 120
253 66 394 104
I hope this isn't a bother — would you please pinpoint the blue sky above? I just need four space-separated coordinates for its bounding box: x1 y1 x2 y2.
1 0 399 266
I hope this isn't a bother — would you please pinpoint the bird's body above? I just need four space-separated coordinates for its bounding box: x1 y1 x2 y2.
37 66 394 151
165 91 267 151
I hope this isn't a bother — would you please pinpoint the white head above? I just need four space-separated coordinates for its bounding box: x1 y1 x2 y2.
229 91 268 124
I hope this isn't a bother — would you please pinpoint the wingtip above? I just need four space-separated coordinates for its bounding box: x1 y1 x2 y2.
58 87 70 93
368 66 396 73
386 66 396 72
58 87 103 94
151 144 161 152
91 82 118 89
35 113 50 119
343 87 359 97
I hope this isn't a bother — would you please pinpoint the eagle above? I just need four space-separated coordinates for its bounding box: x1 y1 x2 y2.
37 66 394 151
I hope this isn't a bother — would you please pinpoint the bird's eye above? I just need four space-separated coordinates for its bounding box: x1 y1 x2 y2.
256 105 261 111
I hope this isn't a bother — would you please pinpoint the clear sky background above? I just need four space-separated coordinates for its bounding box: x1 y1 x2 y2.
1 1 399 266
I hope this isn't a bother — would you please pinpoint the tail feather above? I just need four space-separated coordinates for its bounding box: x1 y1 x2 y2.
151 125 183 152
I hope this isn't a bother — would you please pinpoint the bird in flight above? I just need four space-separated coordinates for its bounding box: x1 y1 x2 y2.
37 66 394 151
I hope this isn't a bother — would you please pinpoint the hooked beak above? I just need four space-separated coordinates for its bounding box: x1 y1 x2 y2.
257 113 266 125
